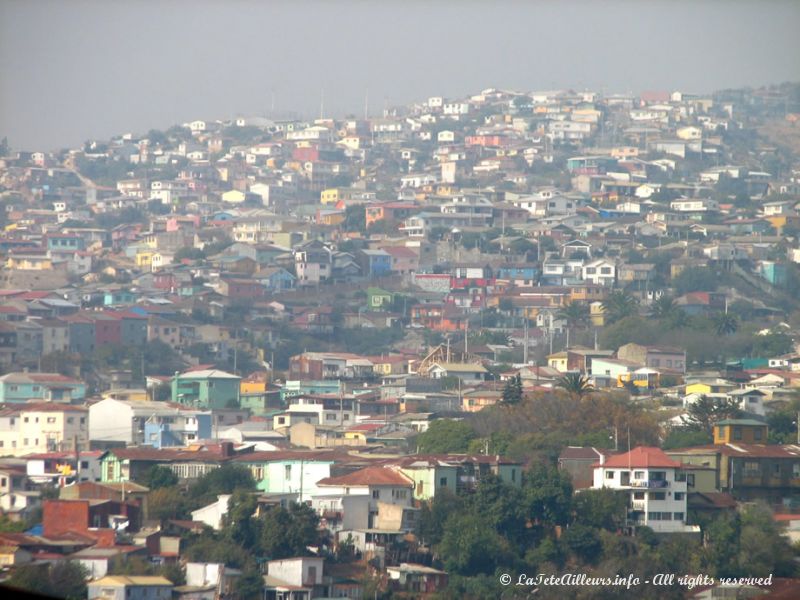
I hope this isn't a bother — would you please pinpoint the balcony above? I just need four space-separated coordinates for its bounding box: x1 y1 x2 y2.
631 500 646 511
628 480 669 489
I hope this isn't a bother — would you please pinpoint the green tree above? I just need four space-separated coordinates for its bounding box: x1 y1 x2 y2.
674 267 719 294
712 312 738 336
681 396 742 435
232 563 265 600
661 428 713 450
555 372 594 400
573 488 627 531
601 290 639 324
184 532 252 568
438 512 511 576
343 204 366 233
563 524 603 564
416 419 477 453
50 563 88 597
141 465 179 489
471 474 527 546
7 562 88 600
648 295 680 320
147 486 189 522
224 489 261 551
260 503 320 559
189 465 256 506
501 373 523 406
523 464 574 526
557 300 590 329
417 489 465 547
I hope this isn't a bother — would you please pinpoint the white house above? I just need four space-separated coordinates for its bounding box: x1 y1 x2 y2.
592 446 699 534
191 494 232 530
581 259 616 286
316 465 413 529
264 557 324 597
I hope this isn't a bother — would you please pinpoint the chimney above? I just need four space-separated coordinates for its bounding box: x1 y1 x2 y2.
220 441 234 457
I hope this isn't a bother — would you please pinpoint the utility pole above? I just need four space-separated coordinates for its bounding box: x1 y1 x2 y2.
523 318 529 365
73 434 80 483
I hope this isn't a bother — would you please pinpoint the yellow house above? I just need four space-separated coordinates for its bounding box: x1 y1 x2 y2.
547 351 568 372
713 419 768 445
320 187 353 205
589 301 606 327
685 381 736 395
135 249 155 270
222 190 246 204
344 430 368 443
318 211 345 226
6 253 52 270
241 373 268 395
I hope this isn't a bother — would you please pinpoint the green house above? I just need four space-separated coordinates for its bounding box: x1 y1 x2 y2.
172 369 241 409
366 287 394 311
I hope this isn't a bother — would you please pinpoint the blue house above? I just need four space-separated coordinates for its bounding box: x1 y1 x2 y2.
143 413 212 448
257 267 296 292
356 249 392 278
496 264 539 282
104 289 138 306
46 234 85 253
0 372 86 403
760 261 787 287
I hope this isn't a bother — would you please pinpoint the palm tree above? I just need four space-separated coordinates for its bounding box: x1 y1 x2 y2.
601 290 639 325
557 301 590 329
713 312 738 336
648 295 678 319
556 372 595 400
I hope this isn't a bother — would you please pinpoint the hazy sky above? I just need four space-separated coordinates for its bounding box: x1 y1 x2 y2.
1 1 798 151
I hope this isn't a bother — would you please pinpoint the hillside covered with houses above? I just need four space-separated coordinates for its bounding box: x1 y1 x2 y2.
1 81 800 598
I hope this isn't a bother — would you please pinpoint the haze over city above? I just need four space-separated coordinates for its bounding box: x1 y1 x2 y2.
1 0 799 150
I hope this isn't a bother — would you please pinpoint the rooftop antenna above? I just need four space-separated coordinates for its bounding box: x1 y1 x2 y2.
364 89 369 121
320 88 325 120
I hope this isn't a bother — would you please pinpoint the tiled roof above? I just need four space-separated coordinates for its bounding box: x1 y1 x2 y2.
317 465 413 488
599 446 682 469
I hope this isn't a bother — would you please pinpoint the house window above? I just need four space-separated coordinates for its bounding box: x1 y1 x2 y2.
674 512 684 521
80 418 85 425
652 492 666 501
744 461 760 477
285 465 292 479
47 417 56 424
633 471 644 480
372 490 380 499
439 477 448 487
67 417 74 424
633 492 645 500
733 427 742 441
675 492 685 501
793 463 800 478
606 471 614 480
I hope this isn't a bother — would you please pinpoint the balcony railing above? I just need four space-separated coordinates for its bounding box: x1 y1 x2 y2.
628 480 669 489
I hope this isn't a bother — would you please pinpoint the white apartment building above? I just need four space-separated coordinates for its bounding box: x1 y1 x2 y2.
0 403 89 457
592 446 699 534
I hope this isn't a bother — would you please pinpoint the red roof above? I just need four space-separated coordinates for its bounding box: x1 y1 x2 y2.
317 465 413 488
598 446 682 469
